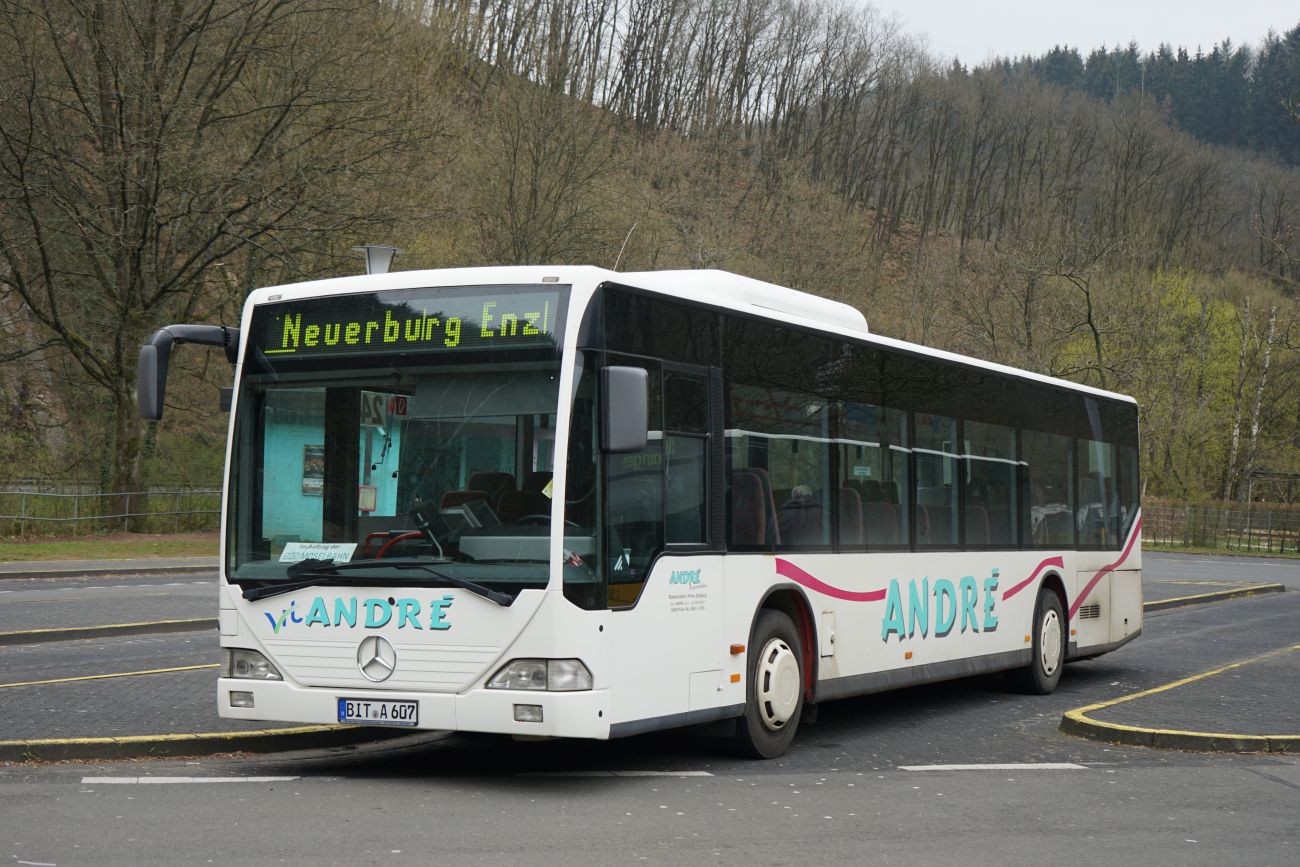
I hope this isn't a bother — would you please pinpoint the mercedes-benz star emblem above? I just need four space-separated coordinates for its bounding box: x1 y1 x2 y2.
357 635 397 682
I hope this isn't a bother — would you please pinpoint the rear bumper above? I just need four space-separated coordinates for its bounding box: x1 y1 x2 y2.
218 678 612 739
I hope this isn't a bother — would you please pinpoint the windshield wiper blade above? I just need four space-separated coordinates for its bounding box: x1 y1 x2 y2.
241 560 512 606
242 572 367 601
385 563 513 606
286 558 337 578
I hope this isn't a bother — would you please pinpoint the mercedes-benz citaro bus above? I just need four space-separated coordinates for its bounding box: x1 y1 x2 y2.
138 266 1141 758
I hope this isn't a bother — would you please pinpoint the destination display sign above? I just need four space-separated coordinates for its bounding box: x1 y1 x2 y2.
252 285 566 360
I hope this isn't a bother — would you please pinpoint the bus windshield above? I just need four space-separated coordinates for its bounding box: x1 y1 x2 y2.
224 284 582 597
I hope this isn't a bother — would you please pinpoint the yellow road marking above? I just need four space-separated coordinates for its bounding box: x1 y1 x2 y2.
1 592 174 605
0 725 353 748
1146 579 1256 586
0 618 214 639
1144 583 1283 609
0 664 220 690
1063 643 1300 740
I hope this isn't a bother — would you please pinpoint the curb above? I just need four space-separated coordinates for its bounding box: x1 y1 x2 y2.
0 564 214 581
1060 644 1300 754
1144 583 1285 612
1059 714 1296 753
0 725 418 764
0 618 217 646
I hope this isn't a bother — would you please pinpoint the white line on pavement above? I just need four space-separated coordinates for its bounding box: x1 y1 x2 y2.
899 763 1088 771
81 776 300 785
516 770 714 778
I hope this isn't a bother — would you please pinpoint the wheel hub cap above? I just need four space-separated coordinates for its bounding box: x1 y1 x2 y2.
756 637 800 730
1040 609 1062 676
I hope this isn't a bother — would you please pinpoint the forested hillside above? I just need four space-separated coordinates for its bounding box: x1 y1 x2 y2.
1005 25 1300 164
1 0 1297 505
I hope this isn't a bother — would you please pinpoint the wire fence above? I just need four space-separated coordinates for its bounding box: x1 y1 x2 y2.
1143 503 1300 555
0 488 221 536
2 486 1296 554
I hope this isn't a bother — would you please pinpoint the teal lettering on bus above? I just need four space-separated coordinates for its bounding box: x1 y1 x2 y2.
334 596 358 627
880 579 905 642
262 595 458 632
364 598 393 628
880 571 1000 644
429 594 454 630
304 596 330 627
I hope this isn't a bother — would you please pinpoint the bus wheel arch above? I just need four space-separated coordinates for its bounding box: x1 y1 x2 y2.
1039 572 1067 614
1017 575 1067 695
753 587 817 700
732 588 815 759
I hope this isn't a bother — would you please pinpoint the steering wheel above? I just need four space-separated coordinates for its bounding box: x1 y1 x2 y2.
375 531 422 559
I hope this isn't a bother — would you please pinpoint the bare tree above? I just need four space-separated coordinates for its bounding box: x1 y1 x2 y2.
0 0 441 496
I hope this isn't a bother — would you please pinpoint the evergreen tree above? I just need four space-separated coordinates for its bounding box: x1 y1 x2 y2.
1039 45 1084 88
1249 26 1300 164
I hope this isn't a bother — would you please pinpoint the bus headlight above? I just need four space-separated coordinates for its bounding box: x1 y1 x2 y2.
487 659 592 691
224 648 282 681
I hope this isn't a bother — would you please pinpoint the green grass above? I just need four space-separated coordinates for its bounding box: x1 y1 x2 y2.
0 532 218 562
1143 543 1300 560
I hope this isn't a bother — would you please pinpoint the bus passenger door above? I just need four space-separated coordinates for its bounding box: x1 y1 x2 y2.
662 366 726 713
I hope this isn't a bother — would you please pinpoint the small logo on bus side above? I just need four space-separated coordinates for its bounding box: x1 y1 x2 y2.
669 569 702 585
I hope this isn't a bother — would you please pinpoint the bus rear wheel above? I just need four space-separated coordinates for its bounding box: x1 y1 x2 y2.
1018 588 1066 694
735 609 804 759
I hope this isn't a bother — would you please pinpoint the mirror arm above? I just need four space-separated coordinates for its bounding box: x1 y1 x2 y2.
137 324 241 421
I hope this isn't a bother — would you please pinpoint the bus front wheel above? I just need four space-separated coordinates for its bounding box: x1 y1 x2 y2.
735 609 804 759
1018 588 1066 694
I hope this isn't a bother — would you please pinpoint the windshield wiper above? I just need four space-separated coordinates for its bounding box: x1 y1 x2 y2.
241 560 512 606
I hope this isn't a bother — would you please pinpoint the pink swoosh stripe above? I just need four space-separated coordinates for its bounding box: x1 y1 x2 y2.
1001 555 1065 602
775 558 887 602
1068 513 1143 620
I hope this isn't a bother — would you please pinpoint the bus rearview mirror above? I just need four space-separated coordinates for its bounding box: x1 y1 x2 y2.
137 324 241 420
601 366 648 453
137 343 165 420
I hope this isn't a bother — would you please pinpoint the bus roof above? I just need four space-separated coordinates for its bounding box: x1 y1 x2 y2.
244 265 1135 406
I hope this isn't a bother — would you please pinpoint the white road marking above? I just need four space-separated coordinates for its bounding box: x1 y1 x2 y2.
517 770 713 778
899 763 1087 771
81 776 299 785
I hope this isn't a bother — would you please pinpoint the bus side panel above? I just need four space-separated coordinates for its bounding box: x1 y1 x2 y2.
1069 528 1142 656
604 554 741 736
777 552 1047 690
1110 570 1142 644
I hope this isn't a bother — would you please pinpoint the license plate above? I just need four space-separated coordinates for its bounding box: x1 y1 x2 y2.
337 698 418 727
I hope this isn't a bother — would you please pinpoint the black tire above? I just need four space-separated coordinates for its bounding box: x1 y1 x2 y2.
734 609 804 759
1017 588 1066 694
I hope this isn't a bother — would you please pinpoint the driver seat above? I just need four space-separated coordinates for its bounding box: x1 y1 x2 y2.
497 489 552 524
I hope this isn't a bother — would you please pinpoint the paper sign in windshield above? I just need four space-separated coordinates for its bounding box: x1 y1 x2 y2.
278 542 357 563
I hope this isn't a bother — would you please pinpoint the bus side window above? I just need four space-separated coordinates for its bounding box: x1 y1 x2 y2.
726 383 832 551
914 412 958 548
663 371 708 545
837 402 909 549
1117 445 1140 540
963 419 1018 547
1077 438 1117 547
1023 429 1074 547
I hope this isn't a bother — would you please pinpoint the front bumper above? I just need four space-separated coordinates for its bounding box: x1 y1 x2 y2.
218 677 612 739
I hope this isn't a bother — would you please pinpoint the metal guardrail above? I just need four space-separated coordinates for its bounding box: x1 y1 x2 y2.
1143 504 1300 554
0 489 220 535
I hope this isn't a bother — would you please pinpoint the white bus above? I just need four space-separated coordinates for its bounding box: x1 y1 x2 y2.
139 266 1141 758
